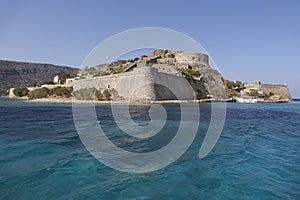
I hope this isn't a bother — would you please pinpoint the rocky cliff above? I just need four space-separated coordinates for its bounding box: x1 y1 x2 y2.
0 60 77 93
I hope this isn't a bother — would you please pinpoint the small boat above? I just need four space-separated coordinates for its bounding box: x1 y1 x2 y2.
235 97 259 103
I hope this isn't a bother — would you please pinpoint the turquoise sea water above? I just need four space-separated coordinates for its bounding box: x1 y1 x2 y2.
0 97 299 199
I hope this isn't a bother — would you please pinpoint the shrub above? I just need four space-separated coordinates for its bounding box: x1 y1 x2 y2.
73 88 97 100
59 71 79 83
225 80 234 89
103 89 112 100
67 87 73 93
247 91 259 97
50 86 72 97
94 89 114 101
235 81 243 88
3 91 9 96
111 67 124 74
179 68 200 77
13 87 29 97
227 90 241 98
29 88 49 99
95 89 105 101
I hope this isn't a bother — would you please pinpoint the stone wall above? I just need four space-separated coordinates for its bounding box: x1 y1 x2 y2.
74 66 202 101
241 81 292 101
175 52 209 67
261 84 292 100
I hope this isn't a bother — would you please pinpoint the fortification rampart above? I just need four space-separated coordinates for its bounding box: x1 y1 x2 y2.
261 84 291 100
74 66 199 101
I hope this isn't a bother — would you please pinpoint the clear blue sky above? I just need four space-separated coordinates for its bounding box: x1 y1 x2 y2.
0 0 299 97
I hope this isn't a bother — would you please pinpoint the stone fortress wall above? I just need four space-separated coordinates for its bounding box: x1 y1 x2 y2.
75 50 226 101
74 66 200 101
242 81 292 101
261 83 291 100
175 52 209 67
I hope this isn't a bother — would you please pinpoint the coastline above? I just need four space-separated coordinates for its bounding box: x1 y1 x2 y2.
27 97 227 105
1 96 293 105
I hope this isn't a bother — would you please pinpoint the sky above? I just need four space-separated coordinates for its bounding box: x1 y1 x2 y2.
0 0 299 97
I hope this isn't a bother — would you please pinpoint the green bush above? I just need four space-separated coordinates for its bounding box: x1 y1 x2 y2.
67 87 73 93
95 89 113 101
13 87 29 97
179 68 200 77
235 81 242 88
73 88 97 100
50 86 72 97
103 89 112 100
247 91 259 97
225 80 234 89
227 90 241 98
95 89 104 101
111 67 124 74
58 70 79 84
29 88 49 99
3 91 9 96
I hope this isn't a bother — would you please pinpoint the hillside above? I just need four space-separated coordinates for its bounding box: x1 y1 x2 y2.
0 60 77 92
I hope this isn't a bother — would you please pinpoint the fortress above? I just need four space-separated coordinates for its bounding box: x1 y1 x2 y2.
74 50 225 101
6 49 292 103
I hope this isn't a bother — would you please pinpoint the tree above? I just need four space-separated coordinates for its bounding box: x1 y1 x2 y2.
50 86 72 97
13 87 29 97
73 88 96 100
225 80 234 89
95 89 104 101
235 81 242 88
103 89 112 100
247 91 259 97
28 88 49 99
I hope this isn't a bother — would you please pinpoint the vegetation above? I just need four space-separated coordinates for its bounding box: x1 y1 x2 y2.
73 88 116 101
13 87 29 97
73 88 97 100
42 81 54 85
95 89 104 100
49 86 72 97
226 90 241 98
102 89 112 100
247 91 260 97
179 68 200 77
235 81 242 88
29 88 49 99
111 67 124 74
225 80 243 89
0 60 77 93
3 90 9 96
59 70 79 84
95 89 112 101
26 86 73 99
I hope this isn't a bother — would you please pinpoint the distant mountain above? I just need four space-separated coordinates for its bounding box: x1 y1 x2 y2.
0 60 77 92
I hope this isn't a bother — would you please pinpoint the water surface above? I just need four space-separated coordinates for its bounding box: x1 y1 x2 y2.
0 97 299 199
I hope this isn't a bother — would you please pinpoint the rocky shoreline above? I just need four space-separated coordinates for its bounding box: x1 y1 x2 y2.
26 97 227 105
6 96 289 105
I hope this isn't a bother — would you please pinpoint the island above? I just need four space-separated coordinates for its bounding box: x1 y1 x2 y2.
3 49 292 103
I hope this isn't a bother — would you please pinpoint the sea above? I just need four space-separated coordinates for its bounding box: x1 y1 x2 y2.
0 97 299 199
